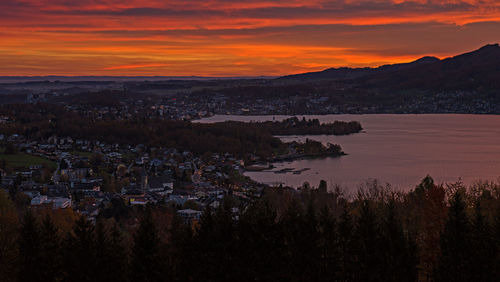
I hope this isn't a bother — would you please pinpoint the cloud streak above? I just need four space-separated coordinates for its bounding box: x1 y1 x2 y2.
0 0 500 75
102 63 170 70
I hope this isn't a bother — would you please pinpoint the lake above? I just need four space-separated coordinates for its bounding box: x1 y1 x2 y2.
197 114 500 191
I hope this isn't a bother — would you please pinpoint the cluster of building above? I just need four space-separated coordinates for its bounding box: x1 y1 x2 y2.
0 133 265 222
403 91 498 114
12 80 498 126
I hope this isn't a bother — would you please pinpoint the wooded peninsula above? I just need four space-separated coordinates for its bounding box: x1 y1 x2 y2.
0 104 361 162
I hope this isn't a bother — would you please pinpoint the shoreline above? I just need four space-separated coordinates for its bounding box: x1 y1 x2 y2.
271 151 346 162
245 151 346 172
193 113 500 123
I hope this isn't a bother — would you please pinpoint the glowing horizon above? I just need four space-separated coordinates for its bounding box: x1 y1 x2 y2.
1 0 500 76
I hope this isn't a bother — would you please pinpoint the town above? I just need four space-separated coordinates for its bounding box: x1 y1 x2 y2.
0 130 269 223
3 1 500 280
1 78 498 123
0 76 493 224
0 101 362 224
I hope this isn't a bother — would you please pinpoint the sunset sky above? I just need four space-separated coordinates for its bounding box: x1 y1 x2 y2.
1 0 500 76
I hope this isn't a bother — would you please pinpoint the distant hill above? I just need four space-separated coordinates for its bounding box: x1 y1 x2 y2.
280 67 374 81
359 44 500 91
0 75 277 83
281 44 500 92
280 56 439 81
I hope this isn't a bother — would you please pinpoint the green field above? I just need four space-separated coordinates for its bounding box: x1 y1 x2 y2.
0 153 56 169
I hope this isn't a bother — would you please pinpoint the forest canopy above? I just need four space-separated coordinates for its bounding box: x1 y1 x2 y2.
0 104 361 160
1 176 500 282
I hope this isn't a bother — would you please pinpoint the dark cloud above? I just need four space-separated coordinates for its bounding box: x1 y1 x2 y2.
229 1 478 20
2 0 500 75
36 1 479 19
39 20 500 58
42 7 220 17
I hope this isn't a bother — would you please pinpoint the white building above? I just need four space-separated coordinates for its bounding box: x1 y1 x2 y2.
177 209 202 223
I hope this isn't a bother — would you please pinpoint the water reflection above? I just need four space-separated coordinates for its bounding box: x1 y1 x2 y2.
198 114 500 191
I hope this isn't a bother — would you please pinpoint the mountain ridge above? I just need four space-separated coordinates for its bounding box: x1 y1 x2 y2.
280 44 500 90
280 56 440 81
357 43 500 91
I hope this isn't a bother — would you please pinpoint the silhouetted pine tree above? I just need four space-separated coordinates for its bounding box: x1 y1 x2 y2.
130 207 163 282
212 198 238 282
318 180 328 194
280 198 306 281
337 205 355 281
192 200 237 282
110 223 128 281
63 215 96 282
407 233 419 282
168 213 194 282
39 214 62 282
236 200 283 282
494 204 500 279
18 210 41 282
318 205 338 282
94 221 109 281
302 199 320 281
435 192 472 282
354 200 382 282
192 205 217 282
94 221 127 282
380 200 417 282
469 201 496 282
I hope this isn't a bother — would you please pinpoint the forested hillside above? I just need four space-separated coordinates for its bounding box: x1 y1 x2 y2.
1 176 499 281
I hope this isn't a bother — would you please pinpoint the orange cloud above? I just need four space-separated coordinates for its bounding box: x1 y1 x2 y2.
0 0 500 75
102 63 170 70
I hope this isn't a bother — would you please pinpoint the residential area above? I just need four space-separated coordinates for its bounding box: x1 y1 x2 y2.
0 132 263 222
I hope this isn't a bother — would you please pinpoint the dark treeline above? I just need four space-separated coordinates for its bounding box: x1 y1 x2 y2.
251 117 362 136
1 176 500 282
0 104 359 160
0 103 285 158
272 139 345 161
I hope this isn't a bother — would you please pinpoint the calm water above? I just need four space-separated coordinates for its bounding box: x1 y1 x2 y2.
197 114 500 191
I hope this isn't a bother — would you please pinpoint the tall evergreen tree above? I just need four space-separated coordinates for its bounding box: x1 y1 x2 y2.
0 190 19 282
435 192 472 282
212 198 238 281
168 213 194 282
193 205 217 282
469 200 496 282
337 205 355 281
280 198 306 281
64 215 96 282
39 214 62 282
236 199 283 282
130 207 163 282
354 200 382 282
94 221 110 280
318 180 328 194
301 199 320 281
494 204 500 279
109 223 128 279
318 205 338 282
94 221 127 282
18 210 41 282
192 196 239 282
380 200 417 282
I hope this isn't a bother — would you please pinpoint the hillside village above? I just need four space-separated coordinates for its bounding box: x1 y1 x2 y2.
0 133 265 222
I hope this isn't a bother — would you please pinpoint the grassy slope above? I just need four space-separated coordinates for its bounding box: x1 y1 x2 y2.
0 153 56 169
